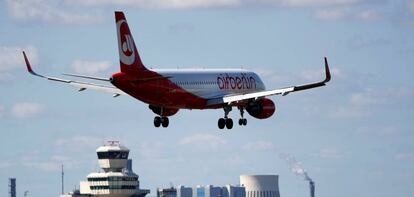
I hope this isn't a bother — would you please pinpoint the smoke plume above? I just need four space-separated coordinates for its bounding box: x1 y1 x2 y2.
279 153 312 181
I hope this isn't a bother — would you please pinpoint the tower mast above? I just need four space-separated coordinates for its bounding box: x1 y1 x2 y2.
61 164 64 195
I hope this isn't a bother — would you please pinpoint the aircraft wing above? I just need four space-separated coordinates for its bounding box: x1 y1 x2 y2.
207 57 331 106
22 51 126 97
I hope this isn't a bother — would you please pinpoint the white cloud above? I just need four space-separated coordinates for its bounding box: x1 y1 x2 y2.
23 161 62 172
330 87 412 119
347 35 391 50
169 23 195 34
395 152 414 160
70 60 112 75
300 67 342 81
408 0 414 11
254 68 290 85
67 0 241 9
6 0 103 25
0 105 4 118
23 156 81 172
0 45 38 72
355 10 382 21
356 126 400 136
0 161 13 168
11 102 44 118
242 141 276 151
276 0 360 7
65 0 375 9
137 142 168 159
0 73 14 83
350 89 386 106
179 133 226 150
20 151 74 172
313 7 383 22
330 106 372 118
317 148 345 159
313 8 347 21
55 136 103 152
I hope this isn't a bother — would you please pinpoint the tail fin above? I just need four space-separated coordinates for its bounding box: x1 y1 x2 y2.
115 11 147 74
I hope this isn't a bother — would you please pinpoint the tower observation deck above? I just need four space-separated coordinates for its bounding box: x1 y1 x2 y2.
61 141 150 197
96 141 130 172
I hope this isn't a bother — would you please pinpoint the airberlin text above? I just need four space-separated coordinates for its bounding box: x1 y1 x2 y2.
217 73 256 90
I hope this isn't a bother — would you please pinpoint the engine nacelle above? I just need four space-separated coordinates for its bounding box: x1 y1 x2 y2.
246 98 276 119
149 105 179 117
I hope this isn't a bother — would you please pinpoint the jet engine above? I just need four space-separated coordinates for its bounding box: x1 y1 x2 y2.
246 98 276 119
149 105 179 116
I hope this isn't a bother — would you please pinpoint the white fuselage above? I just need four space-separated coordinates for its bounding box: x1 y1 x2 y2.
154 68 266 99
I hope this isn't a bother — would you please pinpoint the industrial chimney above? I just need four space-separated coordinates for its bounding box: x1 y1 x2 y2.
9 178 16 197
309 180 315 197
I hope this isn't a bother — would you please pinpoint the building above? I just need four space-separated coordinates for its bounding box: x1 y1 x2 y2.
177 186 193 197
61 141 150 197
9 178 16 197
60 190 91 197
223 185 246 197
240 175 280 197
158 185 244 197
157 187 177 197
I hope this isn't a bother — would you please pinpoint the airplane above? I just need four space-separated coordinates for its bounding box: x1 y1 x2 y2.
22 11 331 129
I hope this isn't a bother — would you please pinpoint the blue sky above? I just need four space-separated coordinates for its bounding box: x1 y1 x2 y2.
1 0 414 197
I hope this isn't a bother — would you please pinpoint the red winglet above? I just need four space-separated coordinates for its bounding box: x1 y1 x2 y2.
23 51 44 78
324 57 331 83
23 51 34 73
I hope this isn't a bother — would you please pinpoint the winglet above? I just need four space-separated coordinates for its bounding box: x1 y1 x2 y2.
23 51 44 78
324 57 331 83
291 57 332 92
23 51 33 73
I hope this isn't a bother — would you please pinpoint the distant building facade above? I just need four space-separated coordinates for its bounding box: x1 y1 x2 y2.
158 185 244 197
61 141 150 197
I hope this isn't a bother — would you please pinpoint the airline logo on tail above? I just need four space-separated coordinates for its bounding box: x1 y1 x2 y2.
117 19 136 66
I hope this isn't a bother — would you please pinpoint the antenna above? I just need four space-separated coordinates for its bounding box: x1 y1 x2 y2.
61 164 64 195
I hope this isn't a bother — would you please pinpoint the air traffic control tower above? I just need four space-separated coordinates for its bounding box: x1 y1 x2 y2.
61 141 150 197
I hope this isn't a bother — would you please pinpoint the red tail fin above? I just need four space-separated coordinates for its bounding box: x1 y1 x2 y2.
115 11 147 74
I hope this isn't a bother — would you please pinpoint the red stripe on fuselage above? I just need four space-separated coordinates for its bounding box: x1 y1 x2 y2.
111 71 213 109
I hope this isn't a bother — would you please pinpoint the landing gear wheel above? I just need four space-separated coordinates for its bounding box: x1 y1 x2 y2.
238 118 247 126
243 118 247 126
154 116 161 127
225 118 233 129
161 117 169 128
218 118 226 129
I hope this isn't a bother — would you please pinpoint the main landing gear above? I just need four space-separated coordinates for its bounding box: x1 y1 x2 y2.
218 105 248 130
238 107 247 126
154 116 169 128
218 117 233 129
218 105 233 129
